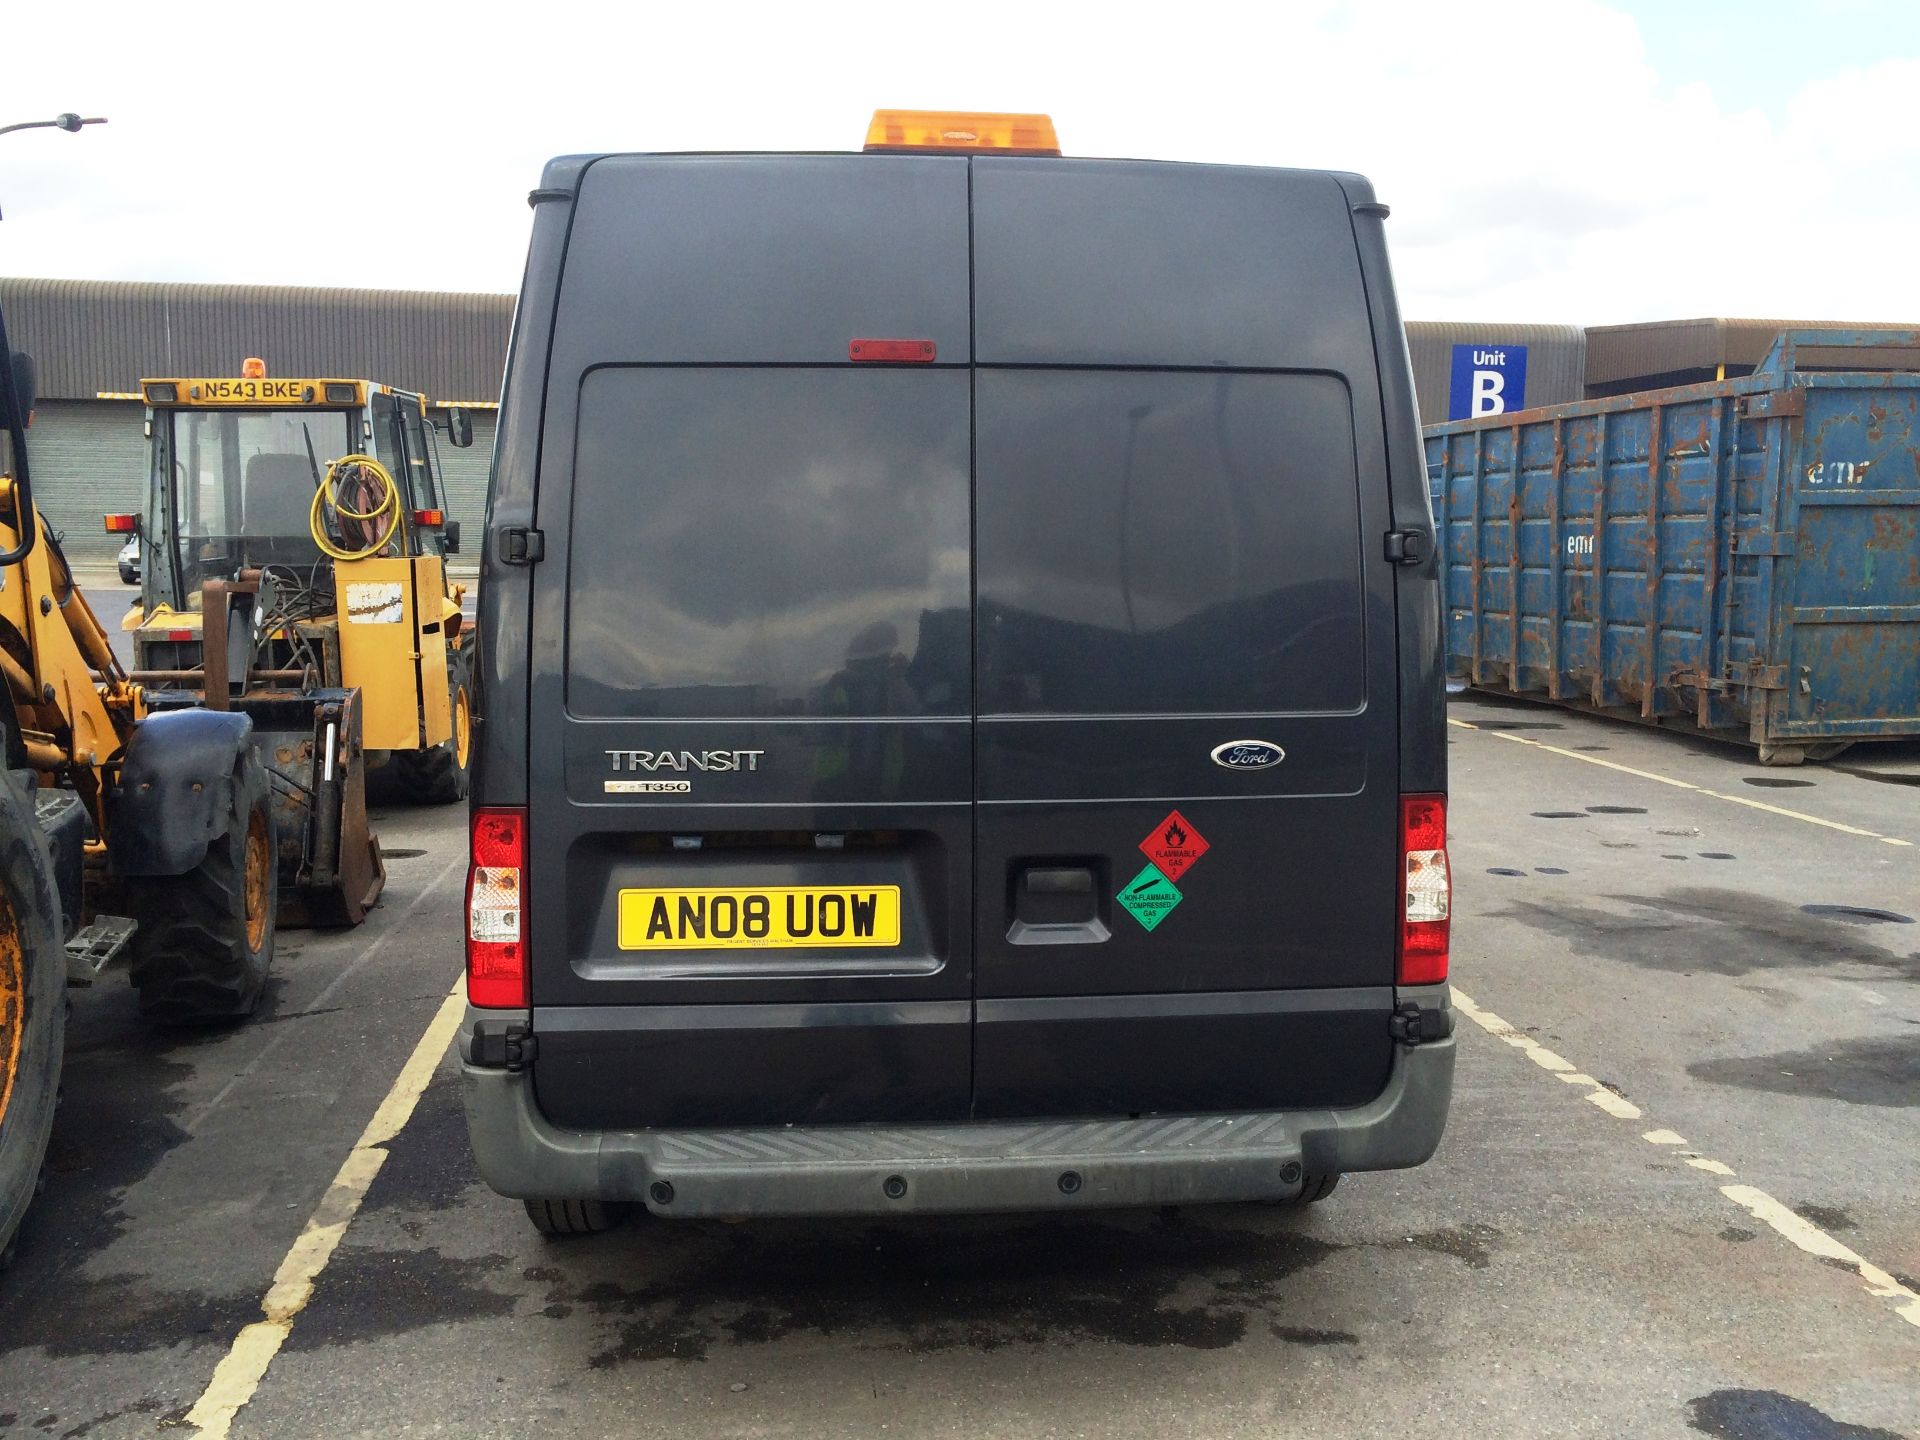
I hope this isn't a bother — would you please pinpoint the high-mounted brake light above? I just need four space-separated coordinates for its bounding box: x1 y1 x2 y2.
103 513 138 533
1398 794 1450 985
468 807 527 1008
864 109 1060 156
849 339 935 364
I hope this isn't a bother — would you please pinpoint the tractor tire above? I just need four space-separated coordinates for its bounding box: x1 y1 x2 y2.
0 764 68 1265
382 654 472 806
524 1197 626 1237
126 751 277 1024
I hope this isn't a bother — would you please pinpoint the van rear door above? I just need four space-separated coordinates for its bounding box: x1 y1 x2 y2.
968 161 1402 1117
523 155 976 1130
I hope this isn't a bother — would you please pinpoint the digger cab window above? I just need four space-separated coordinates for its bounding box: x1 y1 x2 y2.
155 408 353 604
370 392 406 499
400 400 441 512
370 392 443 555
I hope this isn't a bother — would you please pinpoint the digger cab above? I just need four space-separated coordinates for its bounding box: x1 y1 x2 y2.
126 367 474 759
128 369 469 636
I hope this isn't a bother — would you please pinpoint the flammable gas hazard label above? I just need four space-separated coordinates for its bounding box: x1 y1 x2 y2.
1139 810 1209 882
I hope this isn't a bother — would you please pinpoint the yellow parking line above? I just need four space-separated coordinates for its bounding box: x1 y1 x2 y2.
1449 719 1912 846
186 976 466 1438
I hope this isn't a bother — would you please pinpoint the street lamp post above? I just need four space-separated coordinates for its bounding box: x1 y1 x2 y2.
0 112 106 219
0 113 107 138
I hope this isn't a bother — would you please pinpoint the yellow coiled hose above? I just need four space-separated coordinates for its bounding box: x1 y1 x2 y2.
309 453 403 562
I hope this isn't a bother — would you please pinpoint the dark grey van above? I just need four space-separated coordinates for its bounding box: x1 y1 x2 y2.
462 118 1455 1234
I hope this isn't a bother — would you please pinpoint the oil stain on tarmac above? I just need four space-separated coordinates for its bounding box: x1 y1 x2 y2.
1689 1038 1920 1108
1687 1388 1909 1439
518 1216 1500 1367
1496 888 1920 983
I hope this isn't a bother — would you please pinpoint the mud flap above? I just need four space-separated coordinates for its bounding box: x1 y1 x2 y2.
105 708 254 877
240 688 386 927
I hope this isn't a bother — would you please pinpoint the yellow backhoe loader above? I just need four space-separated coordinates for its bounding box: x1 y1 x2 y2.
0 308 282 1261
115 361 478 920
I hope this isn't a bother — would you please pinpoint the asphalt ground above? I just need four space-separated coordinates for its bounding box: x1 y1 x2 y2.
0 693 1916 1438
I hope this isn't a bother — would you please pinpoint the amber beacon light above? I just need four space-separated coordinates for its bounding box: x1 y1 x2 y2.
864 109 1060 155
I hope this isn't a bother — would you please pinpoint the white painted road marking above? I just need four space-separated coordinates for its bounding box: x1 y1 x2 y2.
186 973 468 1437
1448 718 1913 847
1452 985 1920 1332
1722 1187 1920 1328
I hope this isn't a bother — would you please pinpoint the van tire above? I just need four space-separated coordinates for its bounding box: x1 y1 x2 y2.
1295 1171 1341 1204
523 1197 625 1237
382 653 472 806
0 763 69 1265
1262 1172 1340 1207
126 753 276 1024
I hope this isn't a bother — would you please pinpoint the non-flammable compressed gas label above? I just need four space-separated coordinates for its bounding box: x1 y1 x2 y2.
1116 864 1183 933
1139 810 1209 881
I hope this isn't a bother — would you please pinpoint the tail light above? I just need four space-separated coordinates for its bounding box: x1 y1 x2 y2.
467 807 527 1007
1398 794 1450 984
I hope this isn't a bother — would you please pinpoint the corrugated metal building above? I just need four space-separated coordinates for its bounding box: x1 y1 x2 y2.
0 278 510 562
1584 317 1920 396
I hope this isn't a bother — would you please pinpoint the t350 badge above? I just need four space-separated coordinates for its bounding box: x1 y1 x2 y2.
1210 740 1285 770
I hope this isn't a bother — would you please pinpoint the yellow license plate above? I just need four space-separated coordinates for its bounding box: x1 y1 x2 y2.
617 885 901 950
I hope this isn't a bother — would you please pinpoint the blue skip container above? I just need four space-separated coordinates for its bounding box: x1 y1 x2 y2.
1425 329 1920 762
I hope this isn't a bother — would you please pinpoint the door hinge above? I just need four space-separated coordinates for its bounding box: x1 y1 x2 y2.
497 526 545 565
471 1021 539 1072
1385 529 1430 565
1390 1001 1454 1046
504 1026 538 1072
1732 660 1787 691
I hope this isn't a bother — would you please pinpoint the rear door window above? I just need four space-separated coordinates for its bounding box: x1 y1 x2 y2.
977 369 1365 716
564 367 971 719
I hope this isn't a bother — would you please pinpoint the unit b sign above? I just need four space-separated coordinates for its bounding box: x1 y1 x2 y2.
1449 343 1529 420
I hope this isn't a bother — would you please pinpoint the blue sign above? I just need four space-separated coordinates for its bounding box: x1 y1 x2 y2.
1449 343 1529 420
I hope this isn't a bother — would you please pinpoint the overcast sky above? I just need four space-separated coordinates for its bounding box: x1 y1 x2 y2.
3 0 1915 324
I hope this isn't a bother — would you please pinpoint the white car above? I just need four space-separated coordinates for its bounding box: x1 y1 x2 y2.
116 536 139 585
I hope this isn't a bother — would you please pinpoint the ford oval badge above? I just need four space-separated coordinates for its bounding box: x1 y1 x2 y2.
1211 739 1285 770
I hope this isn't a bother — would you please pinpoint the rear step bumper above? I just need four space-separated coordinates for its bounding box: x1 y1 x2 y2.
462 1027 1454 1217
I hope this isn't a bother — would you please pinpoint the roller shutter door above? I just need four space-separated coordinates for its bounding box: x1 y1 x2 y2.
28 400 149 565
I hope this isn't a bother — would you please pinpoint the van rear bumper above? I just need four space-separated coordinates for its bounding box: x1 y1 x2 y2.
462 1033 1454 1217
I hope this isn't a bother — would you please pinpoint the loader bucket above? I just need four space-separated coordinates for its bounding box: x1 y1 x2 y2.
238 687 386 927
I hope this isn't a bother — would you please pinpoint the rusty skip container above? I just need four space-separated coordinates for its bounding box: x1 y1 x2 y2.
1424 330 1920 762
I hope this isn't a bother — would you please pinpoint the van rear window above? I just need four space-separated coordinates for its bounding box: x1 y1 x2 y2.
565 368 970 719
977 370 1365 716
